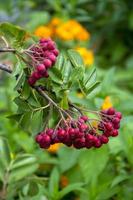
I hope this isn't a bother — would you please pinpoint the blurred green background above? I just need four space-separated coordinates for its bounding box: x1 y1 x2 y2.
0 1 133 200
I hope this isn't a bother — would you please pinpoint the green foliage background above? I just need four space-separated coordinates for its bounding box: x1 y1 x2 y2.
0 1 133 200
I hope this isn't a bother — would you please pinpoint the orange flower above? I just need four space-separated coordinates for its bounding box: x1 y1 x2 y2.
55 20 90 41
47 143 62 153
34 26 52 38
75 47 94 66
60 176 69 188
101 96 113 110
48 17 62 36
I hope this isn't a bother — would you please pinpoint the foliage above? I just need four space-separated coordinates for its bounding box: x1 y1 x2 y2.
0 1 133 200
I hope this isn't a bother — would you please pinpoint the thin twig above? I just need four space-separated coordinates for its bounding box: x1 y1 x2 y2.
0 48 16 53
0 63 12 74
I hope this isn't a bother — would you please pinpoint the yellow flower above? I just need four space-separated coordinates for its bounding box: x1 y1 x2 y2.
34 26 52 38
48 17 62 36
101 96 113 110
55 19 90 41
75 47 94 66
47 143 62 153
49 17 62 27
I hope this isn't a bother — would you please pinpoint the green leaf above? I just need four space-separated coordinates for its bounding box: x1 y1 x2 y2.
58 147 81 172
48 167 60 198
49 67 63 84
62 60 72 84
21 80 31 100
0 137 11 181
30 110 43 136
14 97 31 112
67 50 84 68
60 91 69 109
14 70 25 91
19 112 33 132
84 68 97 88
55 53 65 70
86 81 101 96
70 67 84 82
58 183 86 199
79 147 109 184
9 154 38 183
0 22 26 48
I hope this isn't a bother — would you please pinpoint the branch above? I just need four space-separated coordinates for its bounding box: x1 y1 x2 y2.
0 48 16 53
0 63 12 74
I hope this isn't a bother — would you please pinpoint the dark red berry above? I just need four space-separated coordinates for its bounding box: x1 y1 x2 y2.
105 122 113 131
35 134 43 143
40 134 51 149
100 135 109 144
112 129 119 137
73 138 85 149
52 49 59 56
107 108 115 115
28 77 36 86
57 129 66 141
112 117 120 125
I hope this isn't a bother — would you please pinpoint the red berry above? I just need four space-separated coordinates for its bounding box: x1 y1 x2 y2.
112 117 120 124
80 115 88 122
85 134 94 142
36 64 46 74
115 112 122 119
100 135 109 144
48 54 56 64
73 138 85 149
35 134 43 143
52 49 59 56
47 41 55 50
46 129 54 137
93 137 102 148
28 77 36 86
43 71 49 78
107 108 115 115
68 128 76 140
112 129 119 137
32 71 42 80
40 134 51 149
79 124 88 132
57 129 66 141
43 59 52 68
105 122 113 131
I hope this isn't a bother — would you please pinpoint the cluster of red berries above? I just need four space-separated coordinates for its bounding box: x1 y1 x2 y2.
35 107 122 149
28 38 59 86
